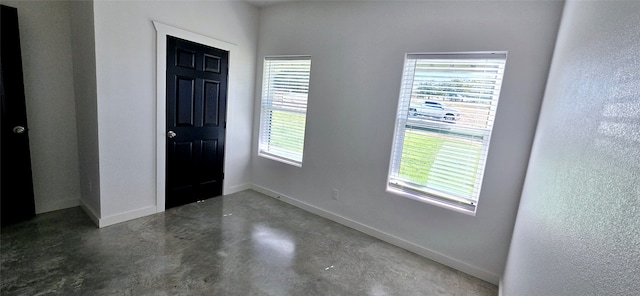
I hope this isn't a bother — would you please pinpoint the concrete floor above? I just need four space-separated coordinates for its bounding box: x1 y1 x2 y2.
1 190 497 295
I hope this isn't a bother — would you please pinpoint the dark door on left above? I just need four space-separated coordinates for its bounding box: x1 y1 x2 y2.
1 5 36 225
165 36 228 209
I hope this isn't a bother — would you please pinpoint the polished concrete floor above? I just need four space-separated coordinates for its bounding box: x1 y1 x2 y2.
1 190 497 295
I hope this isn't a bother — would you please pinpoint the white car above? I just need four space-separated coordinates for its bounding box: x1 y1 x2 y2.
411 101 460 122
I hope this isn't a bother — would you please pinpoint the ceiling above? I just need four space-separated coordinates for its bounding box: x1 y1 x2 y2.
244 0 393 8
244 0 303 8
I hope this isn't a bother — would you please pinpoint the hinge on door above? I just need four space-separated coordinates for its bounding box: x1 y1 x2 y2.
224 121 226 128
222 172 225 180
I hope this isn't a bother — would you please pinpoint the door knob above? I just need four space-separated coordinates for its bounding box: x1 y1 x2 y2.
13 126 25 134
167 130 177 138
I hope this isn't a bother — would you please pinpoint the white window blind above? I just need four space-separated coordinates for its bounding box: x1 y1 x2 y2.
387 52 507 214
258 56 311 166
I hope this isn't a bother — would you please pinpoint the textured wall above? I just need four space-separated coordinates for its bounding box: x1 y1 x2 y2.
502 1 640 294
252 1 563 283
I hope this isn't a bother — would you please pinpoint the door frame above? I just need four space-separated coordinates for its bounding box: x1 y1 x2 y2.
153 21 236 212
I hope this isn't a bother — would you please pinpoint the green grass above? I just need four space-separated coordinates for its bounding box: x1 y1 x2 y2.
397 130 483 199
267 110 306 158
398 131 444 182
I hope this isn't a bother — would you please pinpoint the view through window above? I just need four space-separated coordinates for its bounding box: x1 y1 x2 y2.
258 56 311 166
388 52 507 214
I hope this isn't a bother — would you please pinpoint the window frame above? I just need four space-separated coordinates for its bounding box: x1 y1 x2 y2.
386 52 508 215
257 55 312 167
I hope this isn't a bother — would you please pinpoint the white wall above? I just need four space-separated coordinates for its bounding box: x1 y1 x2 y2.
4 0 81 213
502 1 640 294
69 0 101 222
252 1 563 283
92 1 258 222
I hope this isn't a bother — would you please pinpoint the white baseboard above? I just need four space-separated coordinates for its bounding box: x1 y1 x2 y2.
79 199 100 227
36 197 80 214
98 206 157 228
225 183 251 195
79 199 157 228
80 182 250 228
251 184 500 284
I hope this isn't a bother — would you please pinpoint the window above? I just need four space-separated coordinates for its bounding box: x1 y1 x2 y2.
387 52 507 214
258 56 311 167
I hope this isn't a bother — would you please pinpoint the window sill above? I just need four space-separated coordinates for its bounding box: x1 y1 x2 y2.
386 185 477 216
258 151 302 168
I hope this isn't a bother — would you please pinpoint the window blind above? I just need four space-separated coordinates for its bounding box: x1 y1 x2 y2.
388 52 507 214
258 56 311 166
